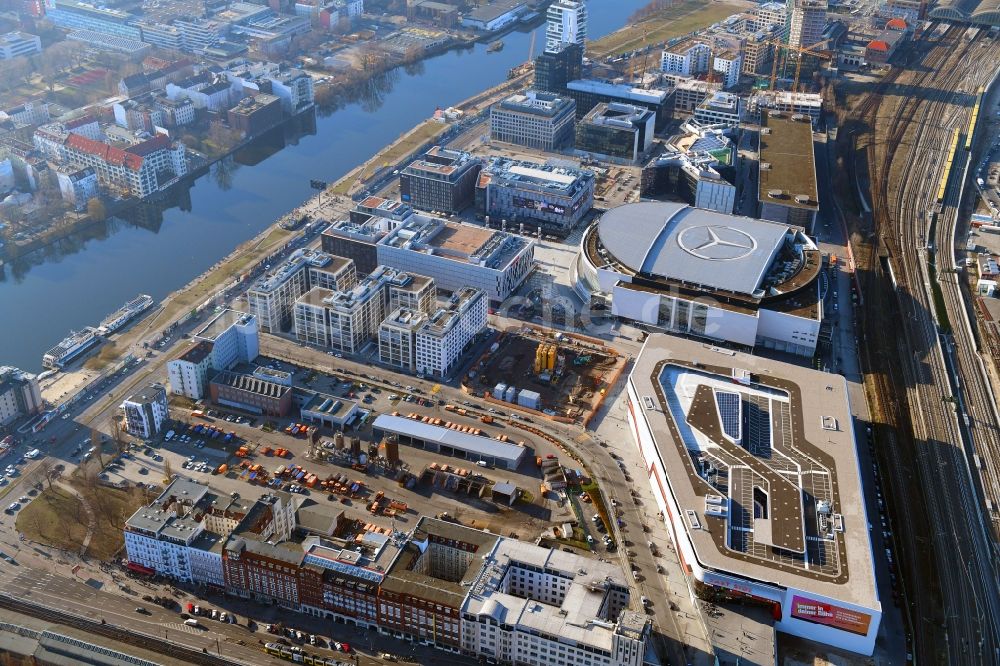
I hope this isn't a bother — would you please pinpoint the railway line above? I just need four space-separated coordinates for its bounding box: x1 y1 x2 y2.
853 26 1000 662
0 592 243 666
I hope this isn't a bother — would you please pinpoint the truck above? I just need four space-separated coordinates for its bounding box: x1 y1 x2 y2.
480 415 494 424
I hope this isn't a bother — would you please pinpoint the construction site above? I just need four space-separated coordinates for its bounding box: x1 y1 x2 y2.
465 326 626 422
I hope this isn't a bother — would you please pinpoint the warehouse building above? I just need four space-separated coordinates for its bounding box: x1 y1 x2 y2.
489 90 576 151
209 369 293 416
625 335 880 655
372 414 527 469
574 201 823 356
375 214 534 303
757 112 819 232
399 146 482 215
475 156 595 234
575 102 655 163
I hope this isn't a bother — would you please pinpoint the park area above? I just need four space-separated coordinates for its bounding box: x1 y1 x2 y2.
16 478 147 561
588 0 744 59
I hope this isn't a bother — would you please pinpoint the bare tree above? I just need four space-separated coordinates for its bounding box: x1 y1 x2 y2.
163 457 173 481
86 197 107 222
38 459 56 490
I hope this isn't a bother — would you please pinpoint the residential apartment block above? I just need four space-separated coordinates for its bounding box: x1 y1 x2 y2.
788 0 828 49
462 539 650 666
0 366 43 426
413 288 487 378
121 383 168 438
660 40 712 76
294 266 430 354
489 90 576 151
247 249 355 333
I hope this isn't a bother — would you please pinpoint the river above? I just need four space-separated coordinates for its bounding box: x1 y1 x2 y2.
0 0 648 371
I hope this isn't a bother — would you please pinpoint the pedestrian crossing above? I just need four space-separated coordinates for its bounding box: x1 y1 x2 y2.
163 622 202 635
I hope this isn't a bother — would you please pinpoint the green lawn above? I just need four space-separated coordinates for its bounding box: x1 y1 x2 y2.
588 1 742 59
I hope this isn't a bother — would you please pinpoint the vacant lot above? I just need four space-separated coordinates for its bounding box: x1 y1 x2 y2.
588 1 743 59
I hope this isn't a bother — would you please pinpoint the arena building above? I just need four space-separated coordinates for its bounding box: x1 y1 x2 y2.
574 201 823 356
625 335 880 655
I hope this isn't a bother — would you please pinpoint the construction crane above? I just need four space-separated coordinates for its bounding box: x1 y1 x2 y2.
767 38 832 92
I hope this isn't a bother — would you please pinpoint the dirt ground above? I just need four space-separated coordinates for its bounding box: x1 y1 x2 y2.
469 329 625 420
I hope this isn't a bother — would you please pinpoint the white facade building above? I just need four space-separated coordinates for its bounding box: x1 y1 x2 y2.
574 202 823 356
0 366 43 426
375 215 534 304
0 32 41 59
461 538 650 666
167 341 214 400
247 249 353 333
194 309 260 371
121 383 168 438
414 288 487 378
712 51 743 89
660 40 711 76
378 307 425 373
624 336 881 655
545 0 587 52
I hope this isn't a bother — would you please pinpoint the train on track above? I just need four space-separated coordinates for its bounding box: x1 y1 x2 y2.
965 87 984 151
937 128 962 203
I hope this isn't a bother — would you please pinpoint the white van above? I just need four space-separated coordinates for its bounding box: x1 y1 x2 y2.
184 618 200 627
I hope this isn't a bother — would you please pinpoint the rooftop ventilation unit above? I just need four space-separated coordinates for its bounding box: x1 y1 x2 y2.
767 189 784 198
794 194 811 204
760 162 771 170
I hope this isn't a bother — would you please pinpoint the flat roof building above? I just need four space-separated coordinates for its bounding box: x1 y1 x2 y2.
533 42 583 94
121 383 168 439
375 214 535 303
475 156 595 234
321 218 392 275
414 287 488 379
625 335 880 655
489 90 576 151
462 539 650 666
293 265 422 354
399 146 481 215
0 366 43 426
565 79 671 130
379 307 427 374
757 112 819 231
246 249 356 333
372 414 527 469
643 122 736 214
575 201 823 356
0 31 42 60
576 102 655 163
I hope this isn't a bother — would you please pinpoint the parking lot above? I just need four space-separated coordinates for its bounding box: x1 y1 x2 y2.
90 358 586 541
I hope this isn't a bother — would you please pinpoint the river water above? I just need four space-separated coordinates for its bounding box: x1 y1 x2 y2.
0 0 647 371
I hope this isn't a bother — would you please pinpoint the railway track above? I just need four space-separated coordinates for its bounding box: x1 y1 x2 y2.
853 27 1000 662
0 593 245 666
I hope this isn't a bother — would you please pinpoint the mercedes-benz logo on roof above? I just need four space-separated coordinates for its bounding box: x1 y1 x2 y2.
677 225 757 261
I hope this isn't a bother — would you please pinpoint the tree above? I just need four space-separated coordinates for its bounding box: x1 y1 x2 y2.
38 459 56 490
163 457 173 481
87 198 107 222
